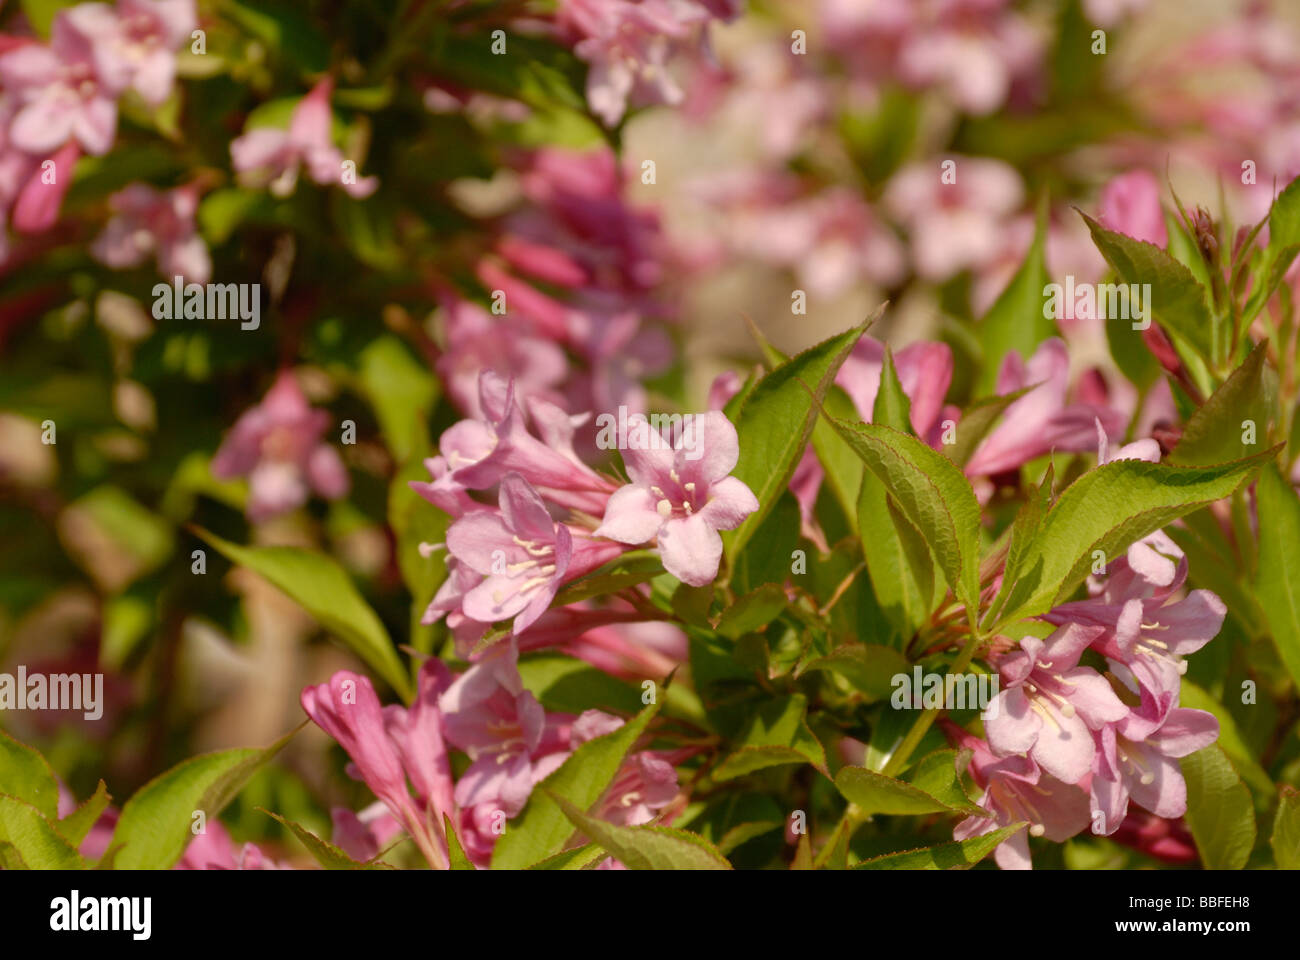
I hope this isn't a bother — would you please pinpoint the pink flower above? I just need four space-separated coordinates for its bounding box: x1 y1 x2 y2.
836 337 954 440
0 11 119 155
91 181 211 282
10 140 79 233
85 0 196 106
422 372 616 514
884 158 1025 281
210 370 350 522
594 410 758 586
945 721 1091 871
964 338 1124 478
230 79 377 198
1098 170 1168 248
178 820 289 870
983 623 1130 785
440 643 572 818
556 0 715 126
444 473 625 632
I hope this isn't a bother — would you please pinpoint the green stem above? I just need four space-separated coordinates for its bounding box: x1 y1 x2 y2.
881 631 982 778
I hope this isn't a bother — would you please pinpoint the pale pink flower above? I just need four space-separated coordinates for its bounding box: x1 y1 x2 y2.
0 12 119 155
81 0 196 106
230 79 377 198
91 181 211 282
594 410 758 586
983 623 1130 785
178 820 289 870
210 370 350 522
884 158 1024 281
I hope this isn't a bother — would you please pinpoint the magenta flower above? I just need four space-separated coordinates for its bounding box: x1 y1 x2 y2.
444 473 624 632
230 78 377 198
594 410 758 587
1099 170 1168 248
984 623 1130 785
0 11 119 155
836 337 954 441
9 140 78 234
965 338 1124 478
210 370 350 522
91 182 211 283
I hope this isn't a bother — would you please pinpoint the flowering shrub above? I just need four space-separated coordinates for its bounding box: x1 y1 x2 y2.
1 0 1300 876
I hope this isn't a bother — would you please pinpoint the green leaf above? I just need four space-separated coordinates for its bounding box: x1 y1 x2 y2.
19 0 78 37
834 766 952 816
1080 211 1215 364
853 823 1025 869
551 795 731 869
1254 463 1300 688
799 643 909 701
0 730 61 820
723 315 876 567
492 703 659 869
56 781 111 849
977 199 1054 393
873 346 913 434
941 388 1033 468
1171 343 1274 466
0 795 84 870
110 731 296 870
828 421 982 613
196 529 411 700
810 385 867 527
518 654 644 716
443 813 476 870
714 583 787 639
859 474 938 639
1182 744 1256 870
549 551 664 607
222 0 330 72
358 336 438 465
264 810 392 869
712 694 829 781
1177 682 1273 799
1272 786 1300 869
526 843 607 870
991 450 1276 628
906 749 985 816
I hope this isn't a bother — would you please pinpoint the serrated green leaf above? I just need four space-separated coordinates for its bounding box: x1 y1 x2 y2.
713 694 828 781
906 749 985 816
829 421 982 614
1171 343 1274 466
0 795 84 869
56 780 111 849
1182 744 1256 870
853 823 1025 869
264 810 392 869
977 199 1054 393
724 315 876 567
835 766 952 816
714 583 786 639
110 731 295 870
0 730 61 821
1254 463 1300 688
992 450 1275 628
1272 786 1300 869
196 528 411 700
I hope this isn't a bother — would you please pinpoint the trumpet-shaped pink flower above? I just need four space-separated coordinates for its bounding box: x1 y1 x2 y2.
945 722 1092 871
594 410 758 586
91 181 211 283
1098 170 1167 248
230 79 377 198
440 643 572 819
983 623 1130 785
210 370 350 522
444 473 625 632
0 11 119 155
965 338 1124 478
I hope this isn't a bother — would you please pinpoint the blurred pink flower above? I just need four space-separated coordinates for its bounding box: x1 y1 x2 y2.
210 370 350 522
178 820 289 870
1098 170 1167 247
230 78 377 198
81 0 196 106
91 181 211 282
0 11 119 155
